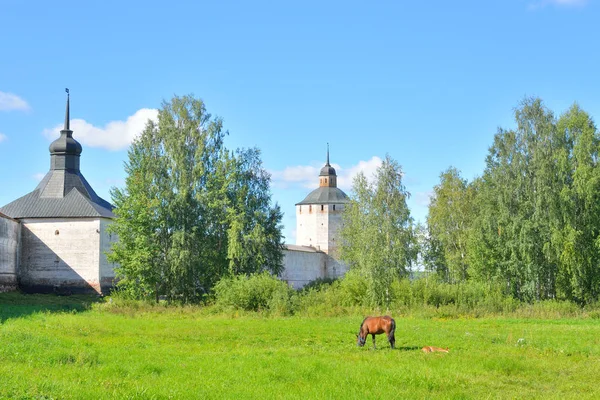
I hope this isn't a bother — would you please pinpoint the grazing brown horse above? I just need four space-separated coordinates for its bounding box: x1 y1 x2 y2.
356 316 396 349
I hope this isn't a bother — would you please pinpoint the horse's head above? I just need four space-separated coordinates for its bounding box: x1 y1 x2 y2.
356 317 368 347
356 333 366 347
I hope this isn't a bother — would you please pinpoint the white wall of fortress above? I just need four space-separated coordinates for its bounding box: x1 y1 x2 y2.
0 215 20 290
19 218 116 294
281 248 350 289
280 248 326 289
99 218 116 291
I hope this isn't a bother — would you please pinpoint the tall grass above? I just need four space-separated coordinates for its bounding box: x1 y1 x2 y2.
210 272 600 319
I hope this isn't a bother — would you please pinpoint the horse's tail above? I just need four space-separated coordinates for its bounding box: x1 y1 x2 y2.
390 317 396 336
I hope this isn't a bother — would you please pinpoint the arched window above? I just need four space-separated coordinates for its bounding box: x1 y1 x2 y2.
321 205 324 211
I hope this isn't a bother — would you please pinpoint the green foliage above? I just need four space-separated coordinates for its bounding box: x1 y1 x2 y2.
470 98 562 301
213 272 294 314
299 277 337 292
339 155 418 307
426 167 474 283
427 98 600 304
108 95 284 303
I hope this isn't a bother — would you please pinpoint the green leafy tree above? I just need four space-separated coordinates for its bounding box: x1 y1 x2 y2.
426 167 474 283
108 95 284 303
469 98 561 300
339 155 417 307
552 105 600 303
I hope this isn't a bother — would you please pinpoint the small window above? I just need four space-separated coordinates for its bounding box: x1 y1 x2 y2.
333 205 336 211
299 205 302 213
309 205 312 212
321 205 324 211
325 178 328 183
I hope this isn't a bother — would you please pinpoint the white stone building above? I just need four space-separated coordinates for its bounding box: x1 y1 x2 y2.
0 92 117 294
280 149 350 288
0 212 20 290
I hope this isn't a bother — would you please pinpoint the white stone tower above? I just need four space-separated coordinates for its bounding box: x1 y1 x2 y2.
295 145 349 256
0 90 117 294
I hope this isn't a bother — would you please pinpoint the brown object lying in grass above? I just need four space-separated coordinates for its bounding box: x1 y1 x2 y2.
422 346 449 353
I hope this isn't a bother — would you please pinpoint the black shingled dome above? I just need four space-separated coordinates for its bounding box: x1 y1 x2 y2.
49 131 83 155
319 164 336 176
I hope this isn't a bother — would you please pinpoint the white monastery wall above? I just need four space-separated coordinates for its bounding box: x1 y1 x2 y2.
19 218 104 293
325 254 349 280
280 247 326 289
99 218 117 291
0 215 20 290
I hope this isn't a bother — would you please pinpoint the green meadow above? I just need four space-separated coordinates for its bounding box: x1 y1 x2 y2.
1 294 600 399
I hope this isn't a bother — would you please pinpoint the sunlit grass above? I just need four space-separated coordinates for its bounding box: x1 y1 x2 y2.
1 294 599 399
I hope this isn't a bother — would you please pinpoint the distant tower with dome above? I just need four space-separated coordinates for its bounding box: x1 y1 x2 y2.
295 145 349 254
281 146 350 288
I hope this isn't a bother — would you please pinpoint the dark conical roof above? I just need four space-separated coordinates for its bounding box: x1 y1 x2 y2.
296 186 349 205
297 144 349 205
0 90 115 219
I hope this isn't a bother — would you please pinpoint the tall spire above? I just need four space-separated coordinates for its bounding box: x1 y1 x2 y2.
319 143 337 187
63 88 70 131
49 88 82 171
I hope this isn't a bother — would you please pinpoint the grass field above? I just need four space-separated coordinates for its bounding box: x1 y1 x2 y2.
1 294 600 399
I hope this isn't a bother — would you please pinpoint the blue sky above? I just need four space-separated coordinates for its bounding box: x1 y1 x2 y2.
1 0 599 242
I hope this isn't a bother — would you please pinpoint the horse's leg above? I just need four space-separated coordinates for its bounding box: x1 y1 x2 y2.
372 334 376 349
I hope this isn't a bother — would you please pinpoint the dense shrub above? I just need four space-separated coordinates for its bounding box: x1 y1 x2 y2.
213 272 294 314
387 275 518 314
299 277 337 293
337 270 369 306
208 270 600 318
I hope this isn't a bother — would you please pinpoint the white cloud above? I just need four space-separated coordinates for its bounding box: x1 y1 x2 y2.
42 108 158 151
0 91 30 111
271 164 320 189
270 156 383 191
336 157 383 191
0 133 6 143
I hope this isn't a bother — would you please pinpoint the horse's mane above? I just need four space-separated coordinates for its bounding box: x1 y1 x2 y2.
359 316 368 331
